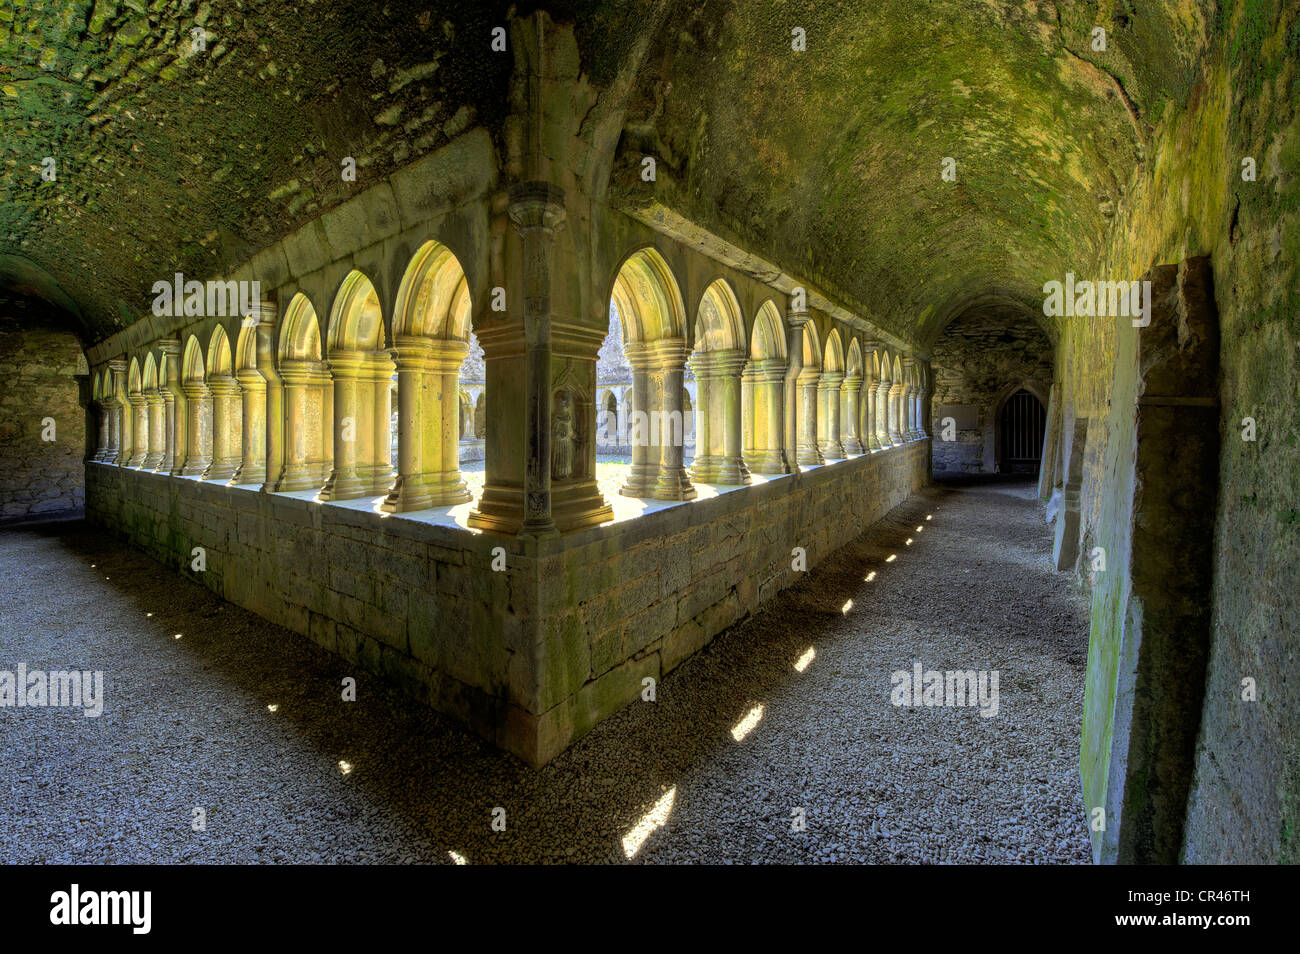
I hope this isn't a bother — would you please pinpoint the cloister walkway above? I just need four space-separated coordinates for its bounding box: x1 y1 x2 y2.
0 476 1090 863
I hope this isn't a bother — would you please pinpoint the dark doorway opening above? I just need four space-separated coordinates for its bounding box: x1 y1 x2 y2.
999 389 1045 475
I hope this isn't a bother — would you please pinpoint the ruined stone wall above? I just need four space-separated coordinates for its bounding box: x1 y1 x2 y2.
929 310 1053 476
85 441 928 765
1068 1 1300 863
0 303 86 522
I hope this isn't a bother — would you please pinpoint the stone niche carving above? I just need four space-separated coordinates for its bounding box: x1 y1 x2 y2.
551 386 590 482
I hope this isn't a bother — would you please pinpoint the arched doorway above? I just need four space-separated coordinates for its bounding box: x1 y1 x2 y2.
999 388 1046 475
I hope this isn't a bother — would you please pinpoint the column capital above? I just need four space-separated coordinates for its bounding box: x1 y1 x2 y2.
786 309 811 327
507 181 566 233
156 337 182 358
240 300 278 328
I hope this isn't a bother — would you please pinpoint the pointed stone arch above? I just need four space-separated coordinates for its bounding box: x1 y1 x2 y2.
275 294 331 491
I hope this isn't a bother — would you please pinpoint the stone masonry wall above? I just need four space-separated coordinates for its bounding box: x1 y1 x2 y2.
929 309 1053 476
0 302 87 522
86 441 928 765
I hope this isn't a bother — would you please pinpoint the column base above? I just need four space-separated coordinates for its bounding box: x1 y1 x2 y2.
142 452 164 470
468 484 525 534
797 443 825 466
381 472 472 512
358 465 395 498
652 466 696 501
274 464 321 492
842 438 864 455
743 449 789 475
319 469 367 501
552 479 614 532
180 457 211 477
619 463 661 498
231 463 266 486
818 440 845 460
691 456 751 486
203 457 240 481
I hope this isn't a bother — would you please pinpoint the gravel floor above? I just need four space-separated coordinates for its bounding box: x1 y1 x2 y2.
0 475 1092 864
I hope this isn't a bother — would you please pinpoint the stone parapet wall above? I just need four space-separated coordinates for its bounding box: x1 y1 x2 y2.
86 440 927 764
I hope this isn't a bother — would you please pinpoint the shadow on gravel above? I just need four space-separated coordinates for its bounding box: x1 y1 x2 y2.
0 473 1086 864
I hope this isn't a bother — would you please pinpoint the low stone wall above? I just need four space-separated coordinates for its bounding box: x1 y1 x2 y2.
86 439 928 764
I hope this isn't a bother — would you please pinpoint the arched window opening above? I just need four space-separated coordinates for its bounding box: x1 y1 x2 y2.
232 322 267 485
275 294 330 492
842 337 864 455
383 240 473 513
689 278 749 486
141 353 165 470
796 323 824 466
608 248 693 501
125 358 147 468
744 301 788 475
818 329 846 460
179 335 213 477
321 271 393 501
203 326 241 481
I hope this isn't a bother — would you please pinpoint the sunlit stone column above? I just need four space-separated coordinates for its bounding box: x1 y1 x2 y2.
382 338 434 512
863 344 881 452
888 373 904 446
180 379 213 476
741 363 755 465
875 363 893 450
783 311 807 469
651 337 695 500
746 358 788 474
901 356 916 440
108 360 129 466
158 339 185 475
204 373 241 480
620 342 658 497
127 388 148 468
273 360 318 491
143 387 165 469
233 364 267 485
841 364 863 455
320 350 366 500
690 348 749 485
432 340 472 503
817 369 845 459
797 364 824 466
361 351 396 495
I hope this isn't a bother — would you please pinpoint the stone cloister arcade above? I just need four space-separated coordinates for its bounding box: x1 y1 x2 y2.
82 143 932 765
88 243 931 530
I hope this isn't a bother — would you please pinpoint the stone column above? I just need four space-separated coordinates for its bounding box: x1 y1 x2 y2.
158 339 185 475
741 364 755 464
272 361 316 491
127 390 148 468
620 341 659 497
93 398 114 462
797 365 824 466
783 311 807 469
205 373 241 480
901 356 917 440
143 388 165 469
651 337 695 499
320 350 366 500
841 365 863 454
382 337 470 511
817 369 845 459
233 365 267 485
180 380 213 476
689 348 749 485
875 362 893 450
888 373 904 445
512 182 565 536
863 344 881 452
107 360 128 466
746 358 788 474
363 352 396 496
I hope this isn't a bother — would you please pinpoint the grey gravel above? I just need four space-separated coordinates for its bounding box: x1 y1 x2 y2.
0 475 1092 864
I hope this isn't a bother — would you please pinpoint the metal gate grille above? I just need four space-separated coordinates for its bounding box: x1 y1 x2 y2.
999 389 1046 475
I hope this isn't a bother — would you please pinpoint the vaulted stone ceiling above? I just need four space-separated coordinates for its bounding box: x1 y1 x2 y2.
2 0 1213 347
